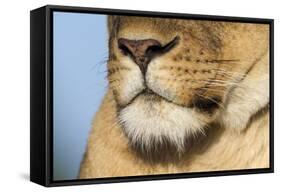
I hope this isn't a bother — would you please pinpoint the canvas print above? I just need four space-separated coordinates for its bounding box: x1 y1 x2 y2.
53 11 270 181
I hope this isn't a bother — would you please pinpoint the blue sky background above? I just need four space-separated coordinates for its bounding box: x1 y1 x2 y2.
53 12 108 180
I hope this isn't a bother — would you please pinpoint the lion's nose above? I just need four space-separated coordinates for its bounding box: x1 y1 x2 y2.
118 38 162 75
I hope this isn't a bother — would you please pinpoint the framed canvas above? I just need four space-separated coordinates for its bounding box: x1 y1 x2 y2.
30 5 274 187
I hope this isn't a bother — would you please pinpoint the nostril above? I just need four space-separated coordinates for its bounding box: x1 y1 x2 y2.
145 44 163 56
118 38 133 56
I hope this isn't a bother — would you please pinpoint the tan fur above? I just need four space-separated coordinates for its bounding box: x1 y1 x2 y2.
79 16 270 178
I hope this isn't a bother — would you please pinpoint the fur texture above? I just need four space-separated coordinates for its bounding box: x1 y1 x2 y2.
79 16 270 178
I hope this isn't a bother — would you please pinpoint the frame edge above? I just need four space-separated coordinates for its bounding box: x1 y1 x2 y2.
30 6 48 186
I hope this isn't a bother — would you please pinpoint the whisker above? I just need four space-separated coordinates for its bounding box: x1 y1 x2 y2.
192 80 237 87
197 87 226 92
208 59 240 63
195 79 235 83
200 85 268 100
214 69 247 77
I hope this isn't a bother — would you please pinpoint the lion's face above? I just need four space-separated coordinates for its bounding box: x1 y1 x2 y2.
106 16 269 155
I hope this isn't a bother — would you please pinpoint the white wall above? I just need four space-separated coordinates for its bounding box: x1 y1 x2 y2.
0 0 279 191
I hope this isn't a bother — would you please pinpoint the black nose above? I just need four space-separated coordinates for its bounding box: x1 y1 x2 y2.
118 38 162 75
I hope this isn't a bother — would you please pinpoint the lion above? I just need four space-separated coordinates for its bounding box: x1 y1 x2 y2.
79 15 270 178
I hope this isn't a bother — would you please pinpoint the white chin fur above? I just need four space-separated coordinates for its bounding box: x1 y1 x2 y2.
118 96 207 152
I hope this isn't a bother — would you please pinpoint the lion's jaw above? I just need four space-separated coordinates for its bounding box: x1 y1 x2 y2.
117 56 218 153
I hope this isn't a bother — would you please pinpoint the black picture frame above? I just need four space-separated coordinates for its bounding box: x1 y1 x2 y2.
30 4 274 187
